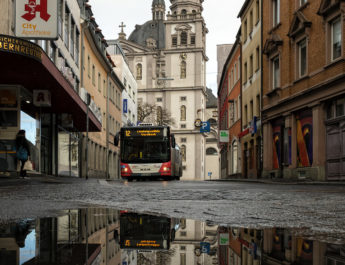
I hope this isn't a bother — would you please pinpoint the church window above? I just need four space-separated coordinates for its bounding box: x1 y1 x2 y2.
180 61 187 79
206 148 218 155
181 145 186 161
191 35 195 45
172 36 177 46
181 9 187 19
181 32 188 45
136 64 142 80
180 105 186 121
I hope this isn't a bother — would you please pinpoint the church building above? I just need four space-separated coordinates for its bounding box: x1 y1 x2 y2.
108 0 208 180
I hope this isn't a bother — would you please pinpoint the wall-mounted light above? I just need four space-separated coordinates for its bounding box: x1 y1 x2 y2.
25 100 31 104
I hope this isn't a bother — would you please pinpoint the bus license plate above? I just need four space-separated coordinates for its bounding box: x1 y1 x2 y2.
141 173 150 176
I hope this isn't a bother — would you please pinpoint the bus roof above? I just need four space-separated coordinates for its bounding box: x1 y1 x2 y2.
121 125 170 130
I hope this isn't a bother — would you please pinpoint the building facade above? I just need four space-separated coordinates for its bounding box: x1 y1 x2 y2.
107 41 138 127
0 0 102 178
112 0 208 180
262 0 345 181
238 0 262 179
205 88 219 180
79 2 123 179
219 29 242 179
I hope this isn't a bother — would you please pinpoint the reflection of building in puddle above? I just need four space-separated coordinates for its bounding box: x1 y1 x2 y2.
218 227 345 265
168 219 218 265
0 208 121 265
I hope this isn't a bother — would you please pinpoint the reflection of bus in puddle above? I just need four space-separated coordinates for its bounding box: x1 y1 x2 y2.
120 211 180 251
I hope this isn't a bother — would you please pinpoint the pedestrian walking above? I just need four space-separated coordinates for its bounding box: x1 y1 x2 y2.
15 130 30 178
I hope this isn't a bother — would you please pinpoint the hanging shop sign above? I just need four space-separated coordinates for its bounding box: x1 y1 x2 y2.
219 130 229 143
33 90 51 107
15 0 58 39
0 35 42 61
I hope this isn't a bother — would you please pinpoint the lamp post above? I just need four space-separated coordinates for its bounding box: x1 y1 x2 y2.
85 93 91 180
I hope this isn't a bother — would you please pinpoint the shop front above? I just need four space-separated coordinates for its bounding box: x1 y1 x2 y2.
0 35 101 177
239 117 262 179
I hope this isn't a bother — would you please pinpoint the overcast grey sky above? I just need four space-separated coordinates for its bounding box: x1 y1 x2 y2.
88 0 245 96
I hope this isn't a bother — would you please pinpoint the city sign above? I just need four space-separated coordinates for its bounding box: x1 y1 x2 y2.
123 99 128 113
194 118 202 128
219 233 229 245
15 0 58 39
200 121 210 133
219 130 229 143
200 242 210 254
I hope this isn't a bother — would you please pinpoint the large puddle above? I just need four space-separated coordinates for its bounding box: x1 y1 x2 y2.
0 208 344 265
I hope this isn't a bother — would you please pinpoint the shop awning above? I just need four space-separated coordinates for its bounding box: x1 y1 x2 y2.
0 35 101 132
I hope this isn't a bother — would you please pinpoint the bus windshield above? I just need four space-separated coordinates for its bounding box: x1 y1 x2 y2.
121 138 170 163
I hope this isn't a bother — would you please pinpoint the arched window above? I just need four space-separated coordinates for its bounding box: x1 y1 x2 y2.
208 118 217 126
181 9 187 19
181 145 186 161
136 63 142 80
181 31 187 45
180 61 186 79
206 147 218 155
157 106 162 125
180 105 186 121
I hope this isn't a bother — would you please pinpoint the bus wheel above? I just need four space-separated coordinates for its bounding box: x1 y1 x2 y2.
127 177 133 182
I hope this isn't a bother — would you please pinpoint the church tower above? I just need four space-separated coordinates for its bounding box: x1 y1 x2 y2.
163 0 209 180
111 0 208 180
152 0 166 21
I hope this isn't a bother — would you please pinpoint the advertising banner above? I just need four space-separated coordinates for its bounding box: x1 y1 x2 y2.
16 0 58 39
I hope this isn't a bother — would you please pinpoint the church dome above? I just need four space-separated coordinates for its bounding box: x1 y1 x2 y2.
128 20 165 49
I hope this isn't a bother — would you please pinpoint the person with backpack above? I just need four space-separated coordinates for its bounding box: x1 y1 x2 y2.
15 130 31 178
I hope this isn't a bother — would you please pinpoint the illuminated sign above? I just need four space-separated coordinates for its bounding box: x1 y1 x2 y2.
121 240 162 249
0 35 42 61
15 0 58 39
124 129 164 137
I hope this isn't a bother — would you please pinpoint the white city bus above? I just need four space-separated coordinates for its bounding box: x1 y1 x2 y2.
114 125 182 181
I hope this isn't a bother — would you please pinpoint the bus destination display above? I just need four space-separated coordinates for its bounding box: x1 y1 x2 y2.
124 129 165 137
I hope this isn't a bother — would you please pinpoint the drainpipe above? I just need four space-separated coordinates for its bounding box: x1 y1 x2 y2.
106 73 110 179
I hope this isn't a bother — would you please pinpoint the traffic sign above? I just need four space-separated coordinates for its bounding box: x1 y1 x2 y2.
200 121 210 133
200 242 210 254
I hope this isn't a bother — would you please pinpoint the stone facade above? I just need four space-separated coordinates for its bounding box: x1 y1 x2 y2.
113 0 208 180
238 0 262 179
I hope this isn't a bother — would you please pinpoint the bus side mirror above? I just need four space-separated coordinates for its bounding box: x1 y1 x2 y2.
114 133 119 146
171 134 176 148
